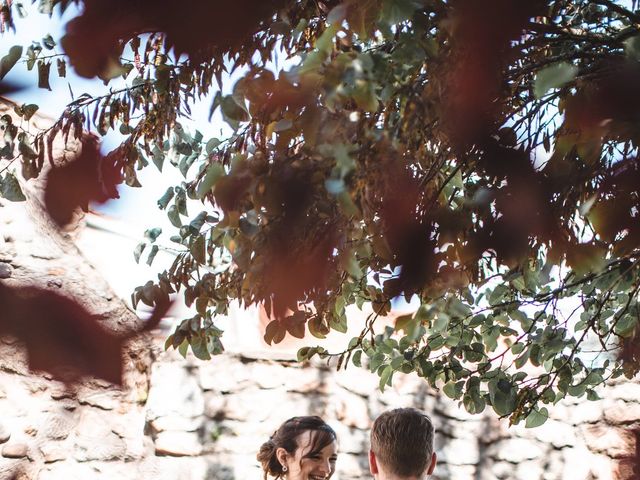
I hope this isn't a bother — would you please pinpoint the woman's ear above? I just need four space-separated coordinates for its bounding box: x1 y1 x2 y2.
276 447 289 469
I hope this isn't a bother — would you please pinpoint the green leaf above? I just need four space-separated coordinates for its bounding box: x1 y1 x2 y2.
308 315 329 339
488 284 509 305
489 378 517 416
443 381 463 399
316 24 339 54
220 95 249 129
190 235 206 264
534 62 578 98
0 173 26 202
381 0 420 24
274 119 293 132
330 312 348 333
189 211 208 234
205 138 221 154
327 4 347 25
177 338 189 358
352 350 362 368
614 314 637 338
167 205 182 227
625 35 640 61
431 313 449 333
15 4 27 17
586 389 601 401
146 245 159 266
144 227 162 242
369 352 385 372
379 365 393 391
191 336 211 360
196 163 224 199
206 333 224 355
298 346 321 362
178 152 198 177
157 187 174 210
133 242 146 263
151 146 165 172
174 188 188 216
525 407 549 428
0 46 23 80
395 313 419 338
42 34 56 50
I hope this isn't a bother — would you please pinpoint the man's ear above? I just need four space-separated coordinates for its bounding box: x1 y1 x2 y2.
276 447 289 469
426 452 437 475
369 449 379 475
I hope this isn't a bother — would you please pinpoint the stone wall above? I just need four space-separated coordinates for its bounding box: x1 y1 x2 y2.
1 329 638 480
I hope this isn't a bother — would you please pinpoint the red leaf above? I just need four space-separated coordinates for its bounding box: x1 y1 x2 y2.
61 0 288 79
44 138 122 227
0 283 171 386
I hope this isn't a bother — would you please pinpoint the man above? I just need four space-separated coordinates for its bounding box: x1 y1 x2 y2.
369 408 437 480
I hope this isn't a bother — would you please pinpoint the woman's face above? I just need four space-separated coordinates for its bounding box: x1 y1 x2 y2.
281 430 338 480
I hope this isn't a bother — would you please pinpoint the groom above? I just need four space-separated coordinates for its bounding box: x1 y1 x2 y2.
369 408 437 480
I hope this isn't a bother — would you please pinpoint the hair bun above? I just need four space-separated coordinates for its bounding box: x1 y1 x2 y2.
257 438 283 478
257 439 275 461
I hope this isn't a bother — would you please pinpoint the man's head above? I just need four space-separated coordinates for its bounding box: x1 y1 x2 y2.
369 408 437 479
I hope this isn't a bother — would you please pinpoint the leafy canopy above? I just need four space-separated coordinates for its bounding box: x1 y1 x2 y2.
2 0 640 426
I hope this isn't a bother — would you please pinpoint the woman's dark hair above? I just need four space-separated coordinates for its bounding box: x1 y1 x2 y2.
257 416 337 479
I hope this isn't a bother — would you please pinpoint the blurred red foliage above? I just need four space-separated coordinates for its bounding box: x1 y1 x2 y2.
62 0 288 78
615 428 640 480
0 283 170 386
44 138 122 227
440 0 545 148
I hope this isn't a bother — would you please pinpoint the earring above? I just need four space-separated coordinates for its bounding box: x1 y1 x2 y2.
282 466 288 472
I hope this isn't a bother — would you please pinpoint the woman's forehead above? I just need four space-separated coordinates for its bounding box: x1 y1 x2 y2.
295 430 338 455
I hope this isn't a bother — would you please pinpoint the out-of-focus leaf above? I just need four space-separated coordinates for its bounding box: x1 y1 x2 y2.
0 46 23 80
534 62 578 98
44 139 121 227
0 283 171 386
38 61 52 90
190 235 206 263
157 187 174 210
220 95 249 128
146 244 159 265
133 242 146 263
144 227 162 242
205 138 221 154
0 173 26 202
42 34 56 50
167 205 182 227
57 58 66 77
21 104 39 121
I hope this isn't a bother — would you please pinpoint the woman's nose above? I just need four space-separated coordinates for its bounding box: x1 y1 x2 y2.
319 459 331 474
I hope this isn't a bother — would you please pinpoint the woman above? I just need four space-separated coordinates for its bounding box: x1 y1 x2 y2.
257 416 338 480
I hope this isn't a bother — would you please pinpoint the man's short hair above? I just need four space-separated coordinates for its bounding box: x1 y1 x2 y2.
370 408 435 477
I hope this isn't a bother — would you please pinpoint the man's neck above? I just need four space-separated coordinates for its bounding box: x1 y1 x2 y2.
374 472 423 480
